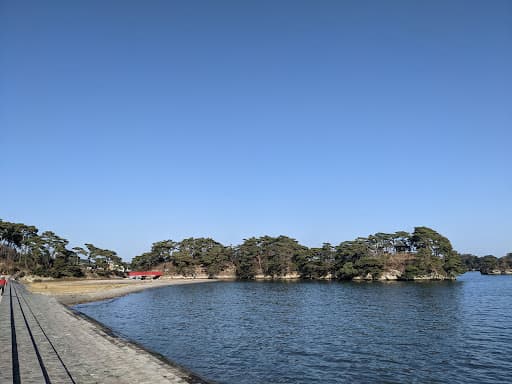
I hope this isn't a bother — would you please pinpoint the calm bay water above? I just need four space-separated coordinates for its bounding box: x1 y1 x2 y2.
75 272 512 383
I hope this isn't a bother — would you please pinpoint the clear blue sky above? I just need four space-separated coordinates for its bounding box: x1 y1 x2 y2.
1 0 510 260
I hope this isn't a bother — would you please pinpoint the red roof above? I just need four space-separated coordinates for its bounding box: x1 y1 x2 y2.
128 271 163 276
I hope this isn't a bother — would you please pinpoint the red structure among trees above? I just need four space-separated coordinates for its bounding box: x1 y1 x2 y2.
128 271 163 279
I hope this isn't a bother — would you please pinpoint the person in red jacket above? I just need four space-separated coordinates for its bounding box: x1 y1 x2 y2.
0 276 6 295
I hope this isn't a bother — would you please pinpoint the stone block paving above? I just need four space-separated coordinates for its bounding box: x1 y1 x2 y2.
0 282 211 384
0 287 14 383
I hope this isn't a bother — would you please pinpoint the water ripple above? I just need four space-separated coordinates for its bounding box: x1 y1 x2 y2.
75 273 512 383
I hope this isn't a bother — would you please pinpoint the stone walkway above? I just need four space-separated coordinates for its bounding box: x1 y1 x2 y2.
0 282 211 384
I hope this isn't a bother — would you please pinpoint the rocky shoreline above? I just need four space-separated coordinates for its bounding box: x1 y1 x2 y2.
481 270 512 275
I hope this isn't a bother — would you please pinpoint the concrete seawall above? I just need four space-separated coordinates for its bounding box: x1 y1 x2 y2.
0 281 212 383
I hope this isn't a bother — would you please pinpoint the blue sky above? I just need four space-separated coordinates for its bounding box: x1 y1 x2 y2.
1 0 510 260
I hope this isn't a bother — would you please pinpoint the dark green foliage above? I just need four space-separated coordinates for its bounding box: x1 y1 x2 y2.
402 248 441 279
459 254 482 271
233 236 307 279
403 264 421 280
2 216 469 281
85 243 122 271
296 243 334 279
131 251 163 271
330 227 463 280
480 255 499 274
337 262 359 280
355 257 385 279
233 239 259 279
0 218 123 277
460 253 512 275
499 253 512 271
173 238 230 277
411 227 453 258
131 237 232 277
333 239 372 279
133 227 465 280
199 241 232 277
50 258 84 278
443 252 465 277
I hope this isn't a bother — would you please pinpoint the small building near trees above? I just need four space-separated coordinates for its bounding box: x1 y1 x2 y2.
128 271 163 280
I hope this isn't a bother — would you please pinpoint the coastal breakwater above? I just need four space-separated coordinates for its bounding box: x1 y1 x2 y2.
0 281 211 384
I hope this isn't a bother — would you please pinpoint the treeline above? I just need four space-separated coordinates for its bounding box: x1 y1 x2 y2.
131 238 231 277
460 253 512 274
0 218 125 277
131 226 464 280
1 218 469 281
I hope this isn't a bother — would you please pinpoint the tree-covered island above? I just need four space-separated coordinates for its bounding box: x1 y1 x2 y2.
3 218 509 281
130 226 464 281
460 253 512 275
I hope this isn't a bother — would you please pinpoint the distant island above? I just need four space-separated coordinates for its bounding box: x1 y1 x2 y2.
460 253 512 275
6 218 508 281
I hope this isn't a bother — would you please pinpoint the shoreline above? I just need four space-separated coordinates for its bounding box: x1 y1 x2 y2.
67 306 214 384
23 273 465 312
60 278 219 383
26 277 220 305
15 278 218 383
24 274 462 307
1 281 215 383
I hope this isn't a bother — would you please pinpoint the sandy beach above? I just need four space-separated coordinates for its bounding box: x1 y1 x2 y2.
26 278 218 305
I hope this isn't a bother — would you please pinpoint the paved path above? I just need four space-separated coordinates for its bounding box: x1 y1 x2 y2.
0 282 210 384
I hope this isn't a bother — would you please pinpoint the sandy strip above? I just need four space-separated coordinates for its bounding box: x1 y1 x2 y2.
26 278 218 305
